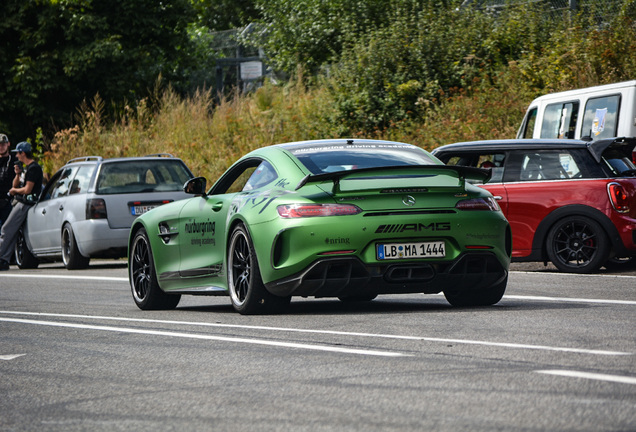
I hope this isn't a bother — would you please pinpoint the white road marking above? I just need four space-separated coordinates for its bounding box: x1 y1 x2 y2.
1 272 634 306
0 316 407 358
512 270 636 279
0 354 26 361
0 311 630 356
504 295 636 306
0 274 128 282
536 370 636 385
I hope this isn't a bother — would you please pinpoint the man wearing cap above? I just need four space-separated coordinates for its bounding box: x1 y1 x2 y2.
0 141 43 270
0 134 16 226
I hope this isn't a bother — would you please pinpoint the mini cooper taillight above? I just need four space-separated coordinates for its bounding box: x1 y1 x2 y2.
608 182 630 213
455 197 500 211
277 204 362 218
86 198 107 219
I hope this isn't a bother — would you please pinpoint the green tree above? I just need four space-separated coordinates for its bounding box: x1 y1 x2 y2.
193 0 259 31
0 0 196 140
248 0 438 75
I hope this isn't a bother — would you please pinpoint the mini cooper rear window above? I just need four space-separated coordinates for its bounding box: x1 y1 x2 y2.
290 144 437 174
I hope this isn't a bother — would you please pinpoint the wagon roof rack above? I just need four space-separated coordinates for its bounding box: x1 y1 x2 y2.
144 153 175 158
66 156 103 164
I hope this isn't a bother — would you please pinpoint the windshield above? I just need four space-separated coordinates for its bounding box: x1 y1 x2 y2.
96 160 192 194
288 143 438 175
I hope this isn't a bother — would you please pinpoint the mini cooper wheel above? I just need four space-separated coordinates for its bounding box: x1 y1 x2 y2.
14 229 39 269
546 216 610 274
228 224 290 315
61 223 90 270
129 228 181 310
444 275 507 307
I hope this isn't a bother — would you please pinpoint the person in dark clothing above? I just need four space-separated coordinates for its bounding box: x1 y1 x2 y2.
0 134 16 226
0 141 43 270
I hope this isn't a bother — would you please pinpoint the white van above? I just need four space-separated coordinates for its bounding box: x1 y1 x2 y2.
517 80 636 140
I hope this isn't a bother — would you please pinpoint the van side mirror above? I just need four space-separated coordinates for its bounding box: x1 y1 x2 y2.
183 177 207 196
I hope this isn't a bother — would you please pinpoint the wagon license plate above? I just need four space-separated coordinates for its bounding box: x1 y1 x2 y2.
377 241 445 260
131 205 158 216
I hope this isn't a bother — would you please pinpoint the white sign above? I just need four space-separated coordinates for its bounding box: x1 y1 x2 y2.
240 61 262 80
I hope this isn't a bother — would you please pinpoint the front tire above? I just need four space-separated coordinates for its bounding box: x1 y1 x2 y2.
15 229 39 269
546 216 609 274
61 223 90 270
129 228 180 310
228 224 290 315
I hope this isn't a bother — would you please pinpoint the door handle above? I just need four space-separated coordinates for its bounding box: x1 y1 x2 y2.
211 202 223 212
493 196 503 200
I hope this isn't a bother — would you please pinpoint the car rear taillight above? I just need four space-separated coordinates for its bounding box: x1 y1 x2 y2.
86 198 107 219
608 182 630 213
277 204 362 218
455 197 500 211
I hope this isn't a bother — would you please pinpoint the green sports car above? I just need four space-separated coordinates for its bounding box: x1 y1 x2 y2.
128 139 512 314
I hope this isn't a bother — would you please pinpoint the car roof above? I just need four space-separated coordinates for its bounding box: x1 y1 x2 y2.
64 153 185 166
433 137 636 164
275 138 421 151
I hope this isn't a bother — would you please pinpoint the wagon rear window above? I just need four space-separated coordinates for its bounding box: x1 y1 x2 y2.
96 160 192 194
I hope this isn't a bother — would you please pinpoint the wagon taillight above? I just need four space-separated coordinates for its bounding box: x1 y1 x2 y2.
86 198 107 219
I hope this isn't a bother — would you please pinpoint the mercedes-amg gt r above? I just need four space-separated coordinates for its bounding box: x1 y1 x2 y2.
128 139 511 314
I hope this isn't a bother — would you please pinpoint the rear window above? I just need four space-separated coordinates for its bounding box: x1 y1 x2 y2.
602 144 636 177
96 160 192 194
289 143 438 175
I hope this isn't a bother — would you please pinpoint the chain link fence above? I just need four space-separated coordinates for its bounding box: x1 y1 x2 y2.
462 0 629 22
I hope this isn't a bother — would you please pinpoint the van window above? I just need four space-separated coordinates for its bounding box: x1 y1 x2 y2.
581 95 620 140
540 102 579 139
520 107 537 139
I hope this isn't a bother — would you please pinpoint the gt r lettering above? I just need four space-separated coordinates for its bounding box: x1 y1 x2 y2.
375 222 450 233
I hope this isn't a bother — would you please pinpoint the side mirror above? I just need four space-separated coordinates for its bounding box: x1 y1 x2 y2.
183 177 207 196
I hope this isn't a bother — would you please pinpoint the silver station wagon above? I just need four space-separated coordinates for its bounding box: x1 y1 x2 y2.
15 154 193 269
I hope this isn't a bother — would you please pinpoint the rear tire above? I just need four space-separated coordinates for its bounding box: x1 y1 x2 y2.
444 275 507 307
129 228 180 310
14 229 39 269
228 224 290 315
546 216 609 274
61 223 90 270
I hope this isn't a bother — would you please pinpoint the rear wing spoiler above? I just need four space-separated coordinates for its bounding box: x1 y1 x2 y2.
587 137 636 163
295 164 491 192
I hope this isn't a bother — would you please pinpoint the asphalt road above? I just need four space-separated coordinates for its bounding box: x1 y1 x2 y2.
0 261 635 431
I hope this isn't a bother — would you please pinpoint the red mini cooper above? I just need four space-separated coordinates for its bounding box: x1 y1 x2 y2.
433 137 636 273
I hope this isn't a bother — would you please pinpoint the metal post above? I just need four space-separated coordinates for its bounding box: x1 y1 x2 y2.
569 0 577 11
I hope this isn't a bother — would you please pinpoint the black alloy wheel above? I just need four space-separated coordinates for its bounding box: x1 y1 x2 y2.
14 229 39 269
228 224 290 315
129 228 180 310
546 216 610 274
61 223 90 269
